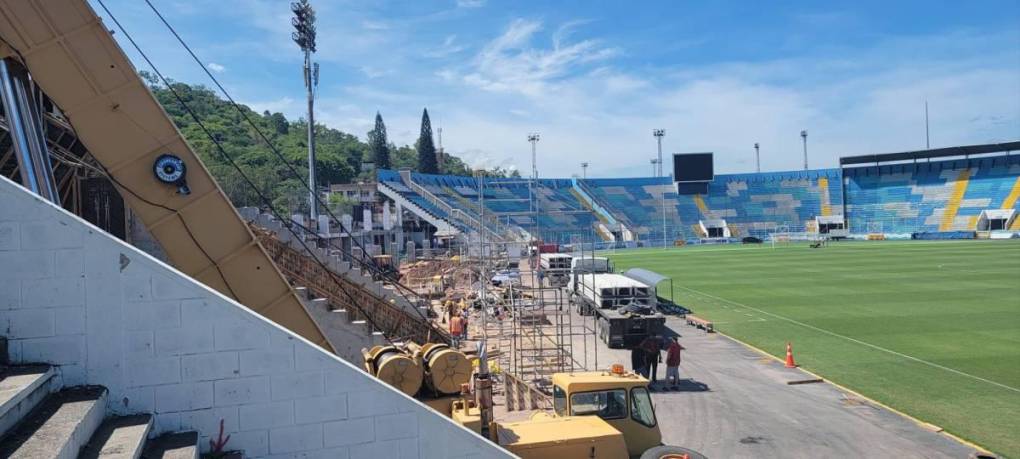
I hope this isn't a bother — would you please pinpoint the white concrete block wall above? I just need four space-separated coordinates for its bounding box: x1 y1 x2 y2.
0 177 512 459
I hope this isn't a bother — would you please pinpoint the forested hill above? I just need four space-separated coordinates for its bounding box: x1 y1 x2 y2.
142 72 474 212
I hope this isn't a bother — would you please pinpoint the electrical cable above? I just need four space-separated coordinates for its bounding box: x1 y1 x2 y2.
52 110 242 300
94 0 427 347
139 0 445 332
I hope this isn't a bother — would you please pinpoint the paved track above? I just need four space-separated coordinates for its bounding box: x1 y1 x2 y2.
573 315 981 458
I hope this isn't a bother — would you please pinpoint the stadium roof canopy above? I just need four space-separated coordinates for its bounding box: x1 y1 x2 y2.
840 141 1020 166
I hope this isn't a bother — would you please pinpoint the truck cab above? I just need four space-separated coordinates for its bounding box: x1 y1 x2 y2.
550 370 662 457
489 367 663 458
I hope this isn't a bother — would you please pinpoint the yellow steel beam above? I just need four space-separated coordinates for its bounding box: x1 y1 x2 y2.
0 0 333 352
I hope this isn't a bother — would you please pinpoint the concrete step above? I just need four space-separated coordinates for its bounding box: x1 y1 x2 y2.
0 386 107 459
80 414 153 459
0 365 55 437
351 320 372 335
140 431 199 459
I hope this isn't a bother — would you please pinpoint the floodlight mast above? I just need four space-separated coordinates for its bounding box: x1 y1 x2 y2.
653 129 665 176
581 162 588 179
528 133 539 215
292 0 319 224
801 130 808 170
754 142 760 173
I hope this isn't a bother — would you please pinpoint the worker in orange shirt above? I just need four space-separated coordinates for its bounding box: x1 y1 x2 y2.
449 313 464 348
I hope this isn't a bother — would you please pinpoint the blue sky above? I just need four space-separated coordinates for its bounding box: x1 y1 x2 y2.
91 0 1019 178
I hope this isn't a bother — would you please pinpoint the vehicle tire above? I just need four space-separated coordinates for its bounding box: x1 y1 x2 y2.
640 445 707 459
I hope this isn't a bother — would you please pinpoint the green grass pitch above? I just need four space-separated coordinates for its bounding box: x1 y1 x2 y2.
607 240 1020 457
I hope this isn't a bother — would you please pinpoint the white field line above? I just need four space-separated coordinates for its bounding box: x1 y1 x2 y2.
677 285 1020 394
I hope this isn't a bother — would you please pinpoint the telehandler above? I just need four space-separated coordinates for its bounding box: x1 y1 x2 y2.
451 364 704 459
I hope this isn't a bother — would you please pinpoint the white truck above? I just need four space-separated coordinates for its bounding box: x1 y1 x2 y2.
539 253 573 287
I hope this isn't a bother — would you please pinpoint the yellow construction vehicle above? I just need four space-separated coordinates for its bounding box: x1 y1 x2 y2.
452 364 703 459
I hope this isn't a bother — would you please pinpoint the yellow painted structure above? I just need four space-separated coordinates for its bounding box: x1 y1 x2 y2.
818 177 832 216
692 194 709 216
1002 177 1020 230
0 0 331 350
939 169 971 231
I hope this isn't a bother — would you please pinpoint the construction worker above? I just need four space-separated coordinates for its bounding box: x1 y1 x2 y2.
449 313 464 348
630 346 646 377
443 300 453 324
640 335 661 386
665 336 685 390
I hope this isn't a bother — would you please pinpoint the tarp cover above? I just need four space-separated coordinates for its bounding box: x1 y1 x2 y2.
623 268 669 288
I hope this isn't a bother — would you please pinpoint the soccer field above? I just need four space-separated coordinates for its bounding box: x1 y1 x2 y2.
607 240 1020 457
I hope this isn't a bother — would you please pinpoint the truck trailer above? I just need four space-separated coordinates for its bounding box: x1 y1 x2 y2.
539 253 573 287
571 273 665 348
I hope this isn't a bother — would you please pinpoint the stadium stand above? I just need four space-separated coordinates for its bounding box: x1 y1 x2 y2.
377 146 1020 245
379 169 599 244
844 155 1020 234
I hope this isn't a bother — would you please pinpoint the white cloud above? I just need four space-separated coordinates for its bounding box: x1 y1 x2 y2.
245 96 297 115
424 35 467 58
456 0 485 8
206 62 226 73
460 18 618 96
361 20 389 31
414 23 1019 177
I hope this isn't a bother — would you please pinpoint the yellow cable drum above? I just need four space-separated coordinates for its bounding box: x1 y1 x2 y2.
362 345 423 396
412 343 473 395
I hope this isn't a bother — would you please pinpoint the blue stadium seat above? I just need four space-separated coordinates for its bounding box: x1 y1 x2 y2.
378 155 1019 242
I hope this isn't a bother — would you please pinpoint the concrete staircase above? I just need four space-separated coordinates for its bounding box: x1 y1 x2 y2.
0 339 198 458
376 181 460 236
251 212 430 318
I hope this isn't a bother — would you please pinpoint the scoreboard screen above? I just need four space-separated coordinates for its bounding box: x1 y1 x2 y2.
673 153 714 182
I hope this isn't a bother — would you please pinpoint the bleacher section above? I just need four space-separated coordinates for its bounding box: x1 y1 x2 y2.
582 170 843 241
844 155 1020 234
382 170 599 244
378 152 1019 244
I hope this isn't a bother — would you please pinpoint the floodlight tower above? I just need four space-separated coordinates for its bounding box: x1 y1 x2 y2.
800 130 808 170
754 142 760 173
292 0 319 222
650 158 658 177
527 133 540 217
653 129 665 176
581 162 588 179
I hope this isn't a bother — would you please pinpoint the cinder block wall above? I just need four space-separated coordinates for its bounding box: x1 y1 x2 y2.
0 176 512 459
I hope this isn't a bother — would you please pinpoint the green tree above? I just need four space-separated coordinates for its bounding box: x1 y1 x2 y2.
416 108 438 174
367 112 391 169
140 74 479 213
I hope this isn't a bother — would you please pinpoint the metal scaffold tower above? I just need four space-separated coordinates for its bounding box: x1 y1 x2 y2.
462 140 604 411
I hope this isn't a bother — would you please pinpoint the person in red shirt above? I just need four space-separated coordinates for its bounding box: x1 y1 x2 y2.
665 336 685 389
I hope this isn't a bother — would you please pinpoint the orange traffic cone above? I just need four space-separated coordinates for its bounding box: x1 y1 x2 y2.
784 342 797 368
